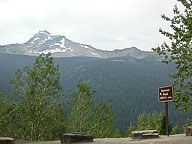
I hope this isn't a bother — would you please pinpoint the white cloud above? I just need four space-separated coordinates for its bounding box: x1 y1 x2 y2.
0 0 181 51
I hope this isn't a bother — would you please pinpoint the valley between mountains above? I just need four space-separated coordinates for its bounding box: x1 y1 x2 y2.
0 31 191 133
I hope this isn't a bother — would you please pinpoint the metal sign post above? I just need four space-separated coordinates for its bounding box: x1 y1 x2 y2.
165 102 169 136
158 85 174 137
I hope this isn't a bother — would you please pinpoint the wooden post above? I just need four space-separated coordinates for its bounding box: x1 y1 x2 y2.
165 102 169 136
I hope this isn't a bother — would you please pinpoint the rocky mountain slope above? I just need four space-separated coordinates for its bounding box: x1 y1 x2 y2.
0 30 158 59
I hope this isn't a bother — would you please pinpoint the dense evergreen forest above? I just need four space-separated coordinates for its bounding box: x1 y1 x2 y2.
0 52 191 134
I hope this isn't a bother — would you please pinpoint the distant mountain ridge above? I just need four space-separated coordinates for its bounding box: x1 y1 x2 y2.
0 30 159 59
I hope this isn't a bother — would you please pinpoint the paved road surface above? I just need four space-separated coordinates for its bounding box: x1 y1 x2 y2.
15 134 192 144
83 134 192 144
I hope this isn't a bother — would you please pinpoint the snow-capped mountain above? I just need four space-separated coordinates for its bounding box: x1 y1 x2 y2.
26 30 69 54
0 30 158 59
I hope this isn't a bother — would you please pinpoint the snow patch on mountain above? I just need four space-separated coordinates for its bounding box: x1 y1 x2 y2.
80 44 98 55
32 37 40 43
34 48 67 54
68 47 73 52
54 38 65 48
92 52 97 56
37 36 51 45
81 44 90 49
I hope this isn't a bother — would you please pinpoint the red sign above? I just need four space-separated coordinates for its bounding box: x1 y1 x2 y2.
158 85 174 102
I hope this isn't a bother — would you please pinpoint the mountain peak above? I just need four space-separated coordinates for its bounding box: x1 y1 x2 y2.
0 31 159 59
25 30 52 45
37 30 51 35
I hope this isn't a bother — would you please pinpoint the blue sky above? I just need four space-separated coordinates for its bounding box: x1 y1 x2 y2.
0 0 182 51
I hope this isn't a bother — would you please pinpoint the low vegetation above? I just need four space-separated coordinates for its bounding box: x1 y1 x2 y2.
124 111 180 137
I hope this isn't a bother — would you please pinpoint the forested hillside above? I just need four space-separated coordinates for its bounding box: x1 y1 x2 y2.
0 52 191 133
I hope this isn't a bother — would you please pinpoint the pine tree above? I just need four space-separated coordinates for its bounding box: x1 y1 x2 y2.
113 128 121 138
137 112 151 130
170 124 180 134
150 111 163 132
160 115 173 135
124 122 137 137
